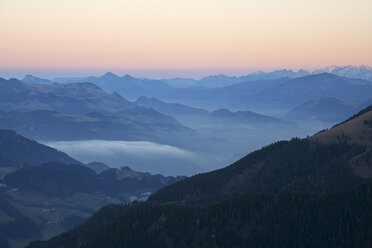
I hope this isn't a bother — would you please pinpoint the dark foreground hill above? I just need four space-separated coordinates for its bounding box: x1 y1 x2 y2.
0 129 80 167
28 182 372 248
0 163 183 247
0 130 184 247
149 105 372 204
27 106 372 248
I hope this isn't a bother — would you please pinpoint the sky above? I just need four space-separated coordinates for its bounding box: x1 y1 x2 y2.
1 0 372 79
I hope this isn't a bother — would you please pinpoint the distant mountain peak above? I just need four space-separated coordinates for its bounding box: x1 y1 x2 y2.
318 65 372 72
21 75 53 84
313 65 372 81
23 74 36 79
273 69 292 73
359 65 372 70
293 72 338 80
122 74 135 80
102 72 120 78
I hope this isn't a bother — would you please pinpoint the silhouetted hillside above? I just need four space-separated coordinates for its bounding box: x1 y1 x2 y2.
0 129 185 246
0 162 183 246
3 163 183 197
0 129 80 167
26 106 372 248
28 182 372 248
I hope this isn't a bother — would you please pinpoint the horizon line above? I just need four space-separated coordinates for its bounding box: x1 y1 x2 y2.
0 64 371 81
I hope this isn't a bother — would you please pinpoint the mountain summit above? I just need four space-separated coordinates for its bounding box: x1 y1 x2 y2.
313 65 372 81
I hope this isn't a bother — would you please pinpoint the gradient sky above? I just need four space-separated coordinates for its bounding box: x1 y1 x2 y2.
1 0 371 78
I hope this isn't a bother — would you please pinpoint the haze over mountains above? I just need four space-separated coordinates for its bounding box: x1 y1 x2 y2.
16 66 372 118
2 0 372 245
0 110 194 145
27 104 372 248
21 65 372 103
286 97 361 122
2 66 372 176
0 65 371 247
0 130 184 247
45 65 372 89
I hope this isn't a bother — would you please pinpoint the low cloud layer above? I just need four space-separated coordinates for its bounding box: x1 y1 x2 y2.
45 140 202 176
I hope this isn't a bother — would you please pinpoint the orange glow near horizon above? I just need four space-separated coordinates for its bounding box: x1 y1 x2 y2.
0 0 371 77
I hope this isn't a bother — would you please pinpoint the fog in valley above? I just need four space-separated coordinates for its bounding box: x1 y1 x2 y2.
44 118 334 176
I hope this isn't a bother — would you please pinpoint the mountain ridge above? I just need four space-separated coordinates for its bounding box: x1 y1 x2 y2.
148 105 372 205
0 129 80 167
24 105 372 248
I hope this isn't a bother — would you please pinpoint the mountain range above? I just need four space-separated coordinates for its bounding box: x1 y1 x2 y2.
16 67 372 119
53 72 174 100
135 96 210 125
1 65 371 247
48 65 371 90
0 110 195 146
156 73 372 112
135 96 289 127
0 77 134 114
20 66 372 104
0 77 199 147
0 130 184 247
27 105 372 248
150 105 372 205
314 65 372 81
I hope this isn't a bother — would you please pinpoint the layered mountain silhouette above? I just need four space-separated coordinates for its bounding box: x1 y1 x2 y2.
158 73 372 111
150 105 372 204
135 96 210 124
27 105 372 248
0 110 194 146
136 96 289 127
0 78 199 147
0 130 184 247
29 66 372 92
53 72 174 100
18 71 372 112
0 77 135 114
234 73 372 109
2 68 372 248
53 70 309 91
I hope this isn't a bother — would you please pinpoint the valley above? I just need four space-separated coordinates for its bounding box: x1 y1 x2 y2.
0 67 371 247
